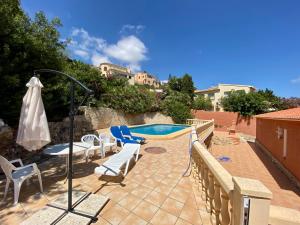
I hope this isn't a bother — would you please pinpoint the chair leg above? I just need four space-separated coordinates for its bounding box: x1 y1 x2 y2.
13 180 22 205
124 159 131 176
85 150 89 163
37 172 43 193
3 179 10 201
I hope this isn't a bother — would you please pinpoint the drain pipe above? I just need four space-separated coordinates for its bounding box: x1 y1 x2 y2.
182 126 198 177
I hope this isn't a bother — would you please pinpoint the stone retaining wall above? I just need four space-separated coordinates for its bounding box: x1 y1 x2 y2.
48 107 173 144
0 119 14 157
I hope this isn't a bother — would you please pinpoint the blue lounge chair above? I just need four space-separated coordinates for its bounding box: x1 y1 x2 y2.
110 126 138 147
120 125 145 143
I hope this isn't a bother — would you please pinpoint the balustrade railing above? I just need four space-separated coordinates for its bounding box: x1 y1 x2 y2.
186 118 212 126
190 121 278 225
191 132 233 225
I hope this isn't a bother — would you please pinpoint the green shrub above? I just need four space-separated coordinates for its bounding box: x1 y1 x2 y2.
102 85 158 114
193 95 213 110
162 101 192 124
221 91 268 116
160 91 192 123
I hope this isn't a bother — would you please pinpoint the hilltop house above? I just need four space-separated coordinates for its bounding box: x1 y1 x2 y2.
135 72 160 88
195 83 256 111
99 63 135 85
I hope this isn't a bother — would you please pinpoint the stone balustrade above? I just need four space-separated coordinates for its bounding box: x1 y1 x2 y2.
186 118 212 126
190 121 281 225
191 123 233 225
269 205 300 225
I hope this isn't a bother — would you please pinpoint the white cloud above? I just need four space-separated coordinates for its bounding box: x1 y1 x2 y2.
73 49 89 59
104 35 147 64
120 24 145 34
91 54 110 66
68 27 147 70
128 63 141 73
291 77 300 84
71 27 106 51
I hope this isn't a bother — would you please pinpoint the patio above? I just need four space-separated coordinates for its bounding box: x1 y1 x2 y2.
0 134 212 225
211 131 300 211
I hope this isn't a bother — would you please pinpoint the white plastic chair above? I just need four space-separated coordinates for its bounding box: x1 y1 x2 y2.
81 134 101 162
99 133 117 158
0 155 43 205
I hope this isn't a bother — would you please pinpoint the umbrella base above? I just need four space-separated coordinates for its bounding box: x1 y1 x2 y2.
21 190 109 225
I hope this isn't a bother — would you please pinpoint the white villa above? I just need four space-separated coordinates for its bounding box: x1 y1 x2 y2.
195 83 256 111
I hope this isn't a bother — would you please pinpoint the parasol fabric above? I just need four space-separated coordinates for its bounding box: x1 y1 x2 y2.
16 77 51 151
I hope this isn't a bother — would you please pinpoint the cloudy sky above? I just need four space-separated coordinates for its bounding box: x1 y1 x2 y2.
22 0 300 97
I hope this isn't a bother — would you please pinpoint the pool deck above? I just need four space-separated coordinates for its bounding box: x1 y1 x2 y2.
211 131 300 211
0 134 212 225
1 130 300 224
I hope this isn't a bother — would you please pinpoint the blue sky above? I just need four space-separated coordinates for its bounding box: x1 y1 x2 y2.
21 0 300 97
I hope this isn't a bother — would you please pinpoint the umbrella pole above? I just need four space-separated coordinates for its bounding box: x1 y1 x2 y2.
68 81 75 211
33 69 95 219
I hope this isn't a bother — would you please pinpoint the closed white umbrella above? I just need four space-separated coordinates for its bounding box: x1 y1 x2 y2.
16 77 51 151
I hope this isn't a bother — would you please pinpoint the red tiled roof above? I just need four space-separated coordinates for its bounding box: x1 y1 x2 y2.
256 107 300 120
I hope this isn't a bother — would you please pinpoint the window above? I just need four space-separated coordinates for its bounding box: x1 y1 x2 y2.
103 67 107 71
236 90 246 94
224 91 231 97
207 93 215 99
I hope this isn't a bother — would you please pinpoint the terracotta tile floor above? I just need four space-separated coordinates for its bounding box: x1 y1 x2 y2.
0 134 212 225
211 131 300 211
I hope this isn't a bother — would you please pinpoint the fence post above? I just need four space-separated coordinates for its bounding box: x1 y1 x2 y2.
232 177 272 225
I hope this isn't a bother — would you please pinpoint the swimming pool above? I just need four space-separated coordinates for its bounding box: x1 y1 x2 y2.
129 124 190 138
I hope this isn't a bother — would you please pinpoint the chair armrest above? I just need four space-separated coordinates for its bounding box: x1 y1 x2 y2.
111 136 117 144
10 158 24 167
123 135 132 140
14 163 40 172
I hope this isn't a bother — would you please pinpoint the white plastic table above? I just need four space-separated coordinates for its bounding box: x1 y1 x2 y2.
44 142 91 176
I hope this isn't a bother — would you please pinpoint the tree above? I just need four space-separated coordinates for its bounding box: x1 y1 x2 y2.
102 85 158 114
163 101 192 124
221 91 268 116
193 95 213 111
257 89 287 111
281 97 300 108
181 74 195 99
168 76 182 92
0 0 67 125
160 91 192 123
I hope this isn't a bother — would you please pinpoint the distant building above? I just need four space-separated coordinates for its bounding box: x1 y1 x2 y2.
99 63 135 85
195 84 256 111
160 80 169 85
256 108 300 185
134 72 160 88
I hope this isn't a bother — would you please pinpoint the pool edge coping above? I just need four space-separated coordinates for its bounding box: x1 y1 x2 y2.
129 123 192 140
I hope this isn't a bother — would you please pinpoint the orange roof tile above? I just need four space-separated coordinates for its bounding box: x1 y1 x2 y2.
256 107 300 120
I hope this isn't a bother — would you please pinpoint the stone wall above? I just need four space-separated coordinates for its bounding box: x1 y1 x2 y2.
0 119 14 157
192 110 256 136
48 107 173 144
81 107 173 130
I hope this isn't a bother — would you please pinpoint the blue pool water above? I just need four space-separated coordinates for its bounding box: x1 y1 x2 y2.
129 124 190 135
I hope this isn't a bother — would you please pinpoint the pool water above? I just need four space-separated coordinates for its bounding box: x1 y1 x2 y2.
129 124 190 135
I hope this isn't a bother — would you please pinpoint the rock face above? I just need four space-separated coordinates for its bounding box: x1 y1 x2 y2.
81 107 174 130
48 107 173 144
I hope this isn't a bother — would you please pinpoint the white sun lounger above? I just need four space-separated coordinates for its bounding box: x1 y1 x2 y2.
94 143 140 177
